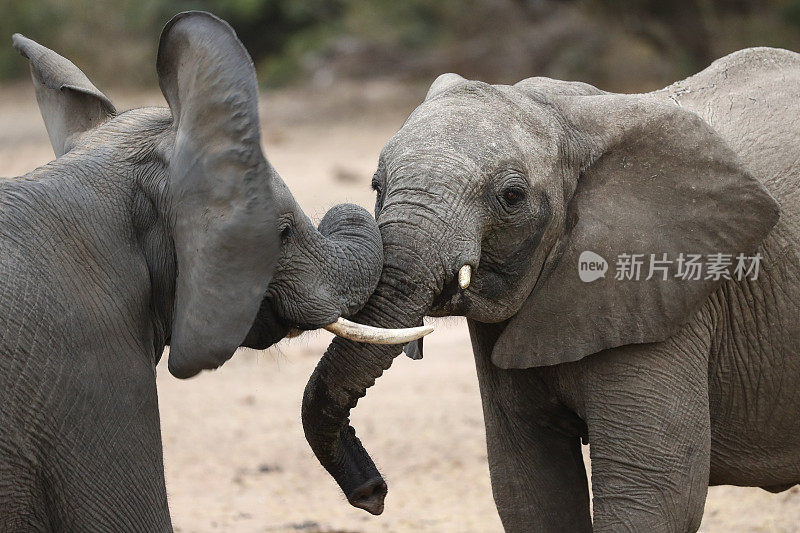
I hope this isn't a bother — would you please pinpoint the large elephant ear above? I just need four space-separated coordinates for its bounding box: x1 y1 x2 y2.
158 11 278 378
492 93 779 369
12 34 115 157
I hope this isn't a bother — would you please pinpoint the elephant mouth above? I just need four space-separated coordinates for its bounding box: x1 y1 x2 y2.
242 297 293 350
430 275 461 312
429 267 478 317
285 327 304 338
429 264 522 324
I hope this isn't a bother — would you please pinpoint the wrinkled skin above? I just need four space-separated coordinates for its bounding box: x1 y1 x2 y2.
302 48 800 531
0 12 380 531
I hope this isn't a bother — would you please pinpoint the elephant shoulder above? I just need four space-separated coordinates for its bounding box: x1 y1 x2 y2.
706 47 800 77
657 47 800 119
656 48 800 204
661 47 800 100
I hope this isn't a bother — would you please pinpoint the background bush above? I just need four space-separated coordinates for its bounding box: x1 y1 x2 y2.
2 0 800 91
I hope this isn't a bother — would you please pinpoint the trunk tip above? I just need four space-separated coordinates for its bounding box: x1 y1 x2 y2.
347 477 387 515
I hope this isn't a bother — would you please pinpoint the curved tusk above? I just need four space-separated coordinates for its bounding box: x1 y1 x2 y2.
324 317 433 344
458 264 471 289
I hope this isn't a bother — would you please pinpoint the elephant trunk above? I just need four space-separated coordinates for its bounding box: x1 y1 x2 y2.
301 220 440 514
314 203 384 319
243 202 386 349
304 205 433 342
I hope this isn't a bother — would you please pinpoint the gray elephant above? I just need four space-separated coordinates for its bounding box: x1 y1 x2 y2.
0 11 427 532
301 47 800 531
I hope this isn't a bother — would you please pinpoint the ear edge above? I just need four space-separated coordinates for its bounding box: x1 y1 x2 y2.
157 11 254 121
13 33 116 156
12 33 116 114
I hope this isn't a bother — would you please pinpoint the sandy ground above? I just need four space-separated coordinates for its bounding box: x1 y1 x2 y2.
2 81 799 532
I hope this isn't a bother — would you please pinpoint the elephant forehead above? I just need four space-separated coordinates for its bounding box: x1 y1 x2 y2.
382 96 558 174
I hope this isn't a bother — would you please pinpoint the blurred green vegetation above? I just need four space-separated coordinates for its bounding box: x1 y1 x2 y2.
2 0 800 91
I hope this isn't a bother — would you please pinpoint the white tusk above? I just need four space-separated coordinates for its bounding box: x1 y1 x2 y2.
324 317 433 344
458 264 471 289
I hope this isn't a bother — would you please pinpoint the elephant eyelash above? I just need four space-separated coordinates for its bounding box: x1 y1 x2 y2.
371 178 383 196
277 217 293 241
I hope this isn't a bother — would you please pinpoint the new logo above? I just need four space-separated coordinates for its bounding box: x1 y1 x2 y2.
578 251 608 282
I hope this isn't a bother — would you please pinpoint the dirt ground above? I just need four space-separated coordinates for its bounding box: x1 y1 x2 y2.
1 81 799 532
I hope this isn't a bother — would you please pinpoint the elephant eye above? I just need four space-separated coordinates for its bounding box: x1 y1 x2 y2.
278 218 293 241
501 186 525 206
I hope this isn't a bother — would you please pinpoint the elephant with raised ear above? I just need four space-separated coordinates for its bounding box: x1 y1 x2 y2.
302 48 800 530
0 11 428 530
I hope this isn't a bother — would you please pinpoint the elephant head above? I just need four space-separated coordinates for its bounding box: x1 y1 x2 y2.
14 11 428 380
301 74 779 513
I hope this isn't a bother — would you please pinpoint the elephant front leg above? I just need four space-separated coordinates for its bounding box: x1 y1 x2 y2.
484 412 591 532
470 321 592 533
582 334 712 532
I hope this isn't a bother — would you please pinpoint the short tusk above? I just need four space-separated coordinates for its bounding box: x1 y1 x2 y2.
458 264 471 289
324 317 433 344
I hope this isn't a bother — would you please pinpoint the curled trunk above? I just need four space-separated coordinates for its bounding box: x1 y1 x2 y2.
311 203 384 320
244 203 384 349
301 222 437 514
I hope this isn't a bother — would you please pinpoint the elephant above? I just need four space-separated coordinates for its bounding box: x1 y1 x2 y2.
0 11 428 531
301 47 800 531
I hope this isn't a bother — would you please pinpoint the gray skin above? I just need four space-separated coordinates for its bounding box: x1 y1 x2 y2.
301 47 800 531
0 12 381 531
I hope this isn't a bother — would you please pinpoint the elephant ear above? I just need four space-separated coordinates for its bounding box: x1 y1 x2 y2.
492 94 779 369
158 12 278 378
12 33 115 157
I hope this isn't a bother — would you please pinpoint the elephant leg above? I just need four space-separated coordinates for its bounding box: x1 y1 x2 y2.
580 327 711 533
46 352 172 531
470 321 592 533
